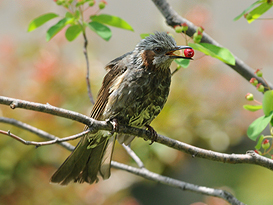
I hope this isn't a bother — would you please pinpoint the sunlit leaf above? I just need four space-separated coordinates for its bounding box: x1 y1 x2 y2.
65 25 82 41
175 59 190 68
233 0 264 21
255 135 264 150
243 104 263 112
247 2 273 23
28 13 59 32
65 12 74 18
46 18 71 41
140 33 151 39
188 43 235 65
91 14 134 31
247 112 273 141
87 22 112 41
262 90 273 116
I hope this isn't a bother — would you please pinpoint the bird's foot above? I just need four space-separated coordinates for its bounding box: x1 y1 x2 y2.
107 118 119 134
145 125 158 145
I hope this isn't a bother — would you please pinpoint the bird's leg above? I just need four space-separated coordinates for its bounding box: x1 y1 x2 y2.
145 125 158 145
107 118 119 134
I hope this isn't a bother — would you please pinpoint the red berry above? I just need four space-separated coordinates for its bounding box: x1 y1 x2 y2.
184 48 194 58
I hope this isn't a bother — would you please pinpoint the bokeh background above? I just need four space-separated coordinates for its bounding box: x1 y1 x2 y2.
1 0 273 204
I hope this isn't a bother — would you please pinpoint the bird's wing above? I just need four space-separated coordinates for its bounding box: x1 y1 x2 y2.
104 51 132 71
90 52 131 120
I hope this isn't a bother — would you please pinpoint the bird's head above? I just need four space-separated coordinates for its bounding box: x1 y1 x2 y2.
135 32 192 70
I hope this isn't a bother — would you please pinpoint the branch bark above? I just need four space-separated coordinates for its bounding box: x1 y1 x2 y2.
111 161 245 205
1 95 272 171
151 0 273 90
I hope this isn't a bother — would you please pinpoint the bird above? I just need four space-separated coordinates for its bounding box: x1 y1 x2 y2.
50 32 192 185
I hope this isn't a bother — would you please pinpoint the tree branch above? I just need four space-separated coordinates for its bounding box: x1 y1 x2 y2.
0 117 75 151
122 144 145 168
151 0 273 90
111 161 245 205
0 115 243 204
82 30 95 104
1 95 273 171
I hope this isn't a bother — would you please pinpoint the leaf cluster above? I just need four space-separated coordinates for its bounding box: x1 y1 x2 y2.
234 0 273 23
28 0 133 42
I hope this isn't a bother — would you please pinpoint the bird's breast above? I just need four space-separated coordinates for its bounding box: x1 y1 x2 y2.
103 65 171 127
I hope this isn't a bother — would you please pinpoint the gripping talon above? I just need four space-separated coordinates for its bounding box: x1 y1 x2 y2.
109 118 119 134
146 125 158 145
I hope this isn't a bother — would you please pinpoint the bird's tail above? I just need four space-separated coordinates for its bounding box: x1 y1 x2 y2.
50 131 116 185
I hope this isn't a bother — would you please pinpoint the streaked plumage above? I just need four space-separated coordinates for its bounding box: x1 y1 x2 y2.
51 32 192 185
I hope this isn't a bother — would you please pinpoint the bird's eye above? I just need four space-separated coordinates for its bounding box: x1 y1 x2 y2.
154 47 163 53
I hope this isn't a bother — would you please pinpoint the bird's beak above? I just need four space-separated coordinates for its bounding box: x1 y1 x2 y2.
166 46 193 59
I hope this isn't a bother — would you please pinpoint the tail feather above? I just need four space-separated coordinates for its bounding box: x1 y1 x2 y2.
100 133 117 179
51 131 115 185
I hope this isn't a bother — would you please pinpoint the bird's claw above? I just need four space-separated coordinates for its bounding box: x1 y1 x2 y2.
108 118 119 134
146 125 158 145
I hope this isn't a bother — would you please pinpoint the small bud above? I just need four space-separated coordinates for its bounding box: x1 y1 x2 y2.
249 78 258 86
256 83 264 92
243 13 248 18
255 69 263 77
89 0 95 6
193 32 202 43
99 0 107 9
262 139 270 150
254 150 262 155
167 33 174 39
197 30 203 36
181 23 188 32
245 93 254 101
56 0 65 5
175 26 183 33
198 26 205 32
244 13 252 20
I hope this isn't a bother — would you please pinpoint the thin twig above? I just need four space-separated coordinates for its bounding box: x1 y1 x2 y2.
0 128 88 148
82 30 95 104
122 144 145 168
0 96 99 127
111 161 245 205
0 117 75 151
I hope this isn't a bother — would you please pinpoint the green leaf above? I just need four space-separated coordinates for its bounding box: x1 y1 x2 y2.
140 33 151 39
247 2 273 23
65 12 74 18
255 135 265 150
233 0 264 21
262 90 273 116
87 22 112 41
65 25 82 41
46 18 71 41
91 14 134 31
175 59 190 68
188 43 235 65
243 104 263 112
247 112 273 141
28 13 59 32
